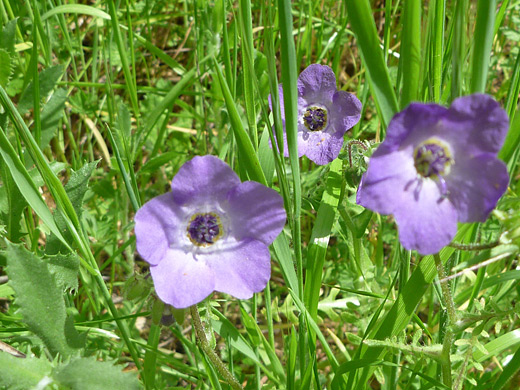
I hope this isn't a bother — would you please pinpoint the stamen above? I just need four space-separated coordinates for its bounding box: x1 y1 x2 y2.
303 106 328 131
187 212 223 247
413 138 453 198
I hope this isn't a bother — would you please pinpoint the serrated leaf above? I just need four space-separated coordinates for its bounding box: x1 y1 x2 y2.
5 242 84 358
0 353 52 390
46 161 98 255
40 88 67 149
46 252 80 291
53 357 140 390
0 19 17 54
0 48 11 87
18 65 65 115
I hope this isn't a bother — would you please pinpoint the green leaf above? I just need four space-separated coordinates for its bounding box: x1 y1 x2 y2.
474 329 520 363
46 161 98 255
304 158 343 320
211 57 266 185
0 48 11 88
5 242 84 358
18 65 65 115
0 19 17 54
0 353 52 390
470 0 496 93
0 128 69 247
400 0 421 107
41 4 111 21
40 88 67 149
117 102 132 140
46 252 80 291
344 0 398 127
494 346 520 389
0 159 26 242
53 357 140 390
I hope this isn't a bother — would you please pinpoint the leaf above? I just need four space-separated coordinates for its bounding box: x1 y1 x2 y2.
46 252 80 291
53 357 141 390
0 159 26 242
46 161 98 255
0 48 11 88
5 242 84 358
344 0 398 128
0 19 17 54
474 329 520 363
40 88 67 149
41 4 111 21
0 128 69 247
304 158 343 320
117 102 132 140
18 65 65 115
0 353 52 390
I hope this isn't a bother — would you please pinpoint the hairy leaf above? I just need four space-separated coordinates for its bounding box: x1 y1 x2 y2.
0 353 52 390
5 243 84 358
53 358 140 390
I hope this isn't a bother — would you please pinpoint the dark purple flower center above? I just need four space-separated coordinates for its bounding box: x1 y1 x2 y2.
303 106 328 131
414 140 453 179
187 212 223 247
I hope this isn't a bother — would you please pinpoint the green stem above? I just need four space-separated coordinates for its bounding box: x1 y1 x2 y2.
190 305 242 390
448 240 499 251
434 253 458 389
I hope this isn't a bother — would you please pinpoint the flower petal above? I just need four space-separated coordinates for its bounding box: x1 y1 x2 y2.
297 64 337 102
446 154 509 222
208 238 271 299
135 193 185 266
270 122 307 158
447 94 509 155
268 84 285 120
303 131 344 165
226 181 286 244
383 103 449 152
150 249 215 308
393 179 458 255
357 147 417 215
171 155 241 205
330 91 362 134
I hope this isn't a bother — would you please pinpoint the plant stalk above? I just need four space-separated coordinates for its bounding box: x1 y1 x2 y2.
190 305 242 390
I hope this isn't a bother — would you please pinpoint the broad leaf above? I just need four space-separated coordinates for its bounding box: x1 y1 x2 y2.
40 88 67 149
5 242 84 358
53 357 140 390
0 353 52 390
0 48 11 87
18 65 65 114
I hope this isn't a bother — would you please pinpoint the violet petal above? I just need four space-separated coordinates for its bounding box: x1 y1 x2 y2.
227 181 286 244
171 155 240 205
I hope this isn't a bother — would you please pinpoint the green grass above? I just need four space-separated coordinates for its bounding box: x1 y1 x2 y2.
1 0 520 389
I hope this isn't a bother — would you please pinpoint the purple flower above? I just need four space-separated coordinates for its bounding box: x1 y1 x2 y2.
269 64 362 165
134 155 286 308
357 94 509 255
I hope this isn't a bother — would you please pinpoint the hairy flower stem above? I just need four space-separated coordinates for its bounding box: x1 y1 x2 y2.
434 253 459 388
190 305 242 390
448 240 499 251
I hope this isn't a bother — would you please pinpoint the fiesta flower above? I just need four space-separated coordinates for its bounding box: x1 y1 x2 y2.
269 64 362 165
357 94 509 255
134 155 286 308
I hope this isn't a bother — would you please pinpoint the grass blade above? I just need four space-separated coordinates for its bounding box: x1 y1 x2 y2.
345 0 399 127
470 0 496 93
400 0 422 107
